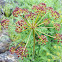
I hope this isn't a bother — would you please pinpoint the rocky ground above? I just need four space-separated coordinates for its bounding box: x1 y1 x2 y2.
0 30 18 62
0 0 18 62
0 51 18 62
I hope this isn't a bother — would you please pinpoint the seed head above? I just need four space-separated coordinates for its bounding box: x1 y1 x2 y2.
54 23 61 31
1 19 9 29
15 20 27 33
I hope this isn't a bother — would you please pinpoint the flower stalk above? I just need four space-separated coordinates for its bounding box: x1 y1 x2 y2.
33 29 35 59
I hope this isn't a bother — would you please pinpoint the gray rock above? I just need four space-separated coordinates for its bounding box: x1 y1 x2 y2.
0 33 11 53
0 51 18 62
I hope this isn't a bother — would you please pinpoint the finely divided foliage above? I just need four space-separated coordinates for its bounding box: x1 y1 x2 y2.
1 3 62 60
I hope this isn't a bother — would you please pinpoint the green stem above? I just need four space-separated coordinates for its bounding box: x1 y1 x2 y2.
33 29 35 59
60 43 62 62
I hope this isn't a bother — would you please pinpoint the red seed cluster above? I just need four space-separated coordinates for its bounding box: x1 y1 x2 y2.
46 7 54 14
13 7 29 17
38 35 48 45
13 3 60 21
43 18 50 25
54 23 61 31
25 12 37 20
32 3 46 15
54 33 62 43
32 3 60 20
55 33 61 40
54 11 60 20
15 20 27 33
1 19 9 29
61 34 62 40
15 46 28 59
13 7 20 17
51 11 60 20
9 47 15 54
46 7 53 11
38 3 46 7
9 46 28 59
19 8 29 16
46 7 60 20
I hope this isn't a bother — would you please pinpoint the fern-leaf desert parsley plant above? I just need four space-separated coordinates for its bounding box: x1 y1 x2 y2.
1 3 62 60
